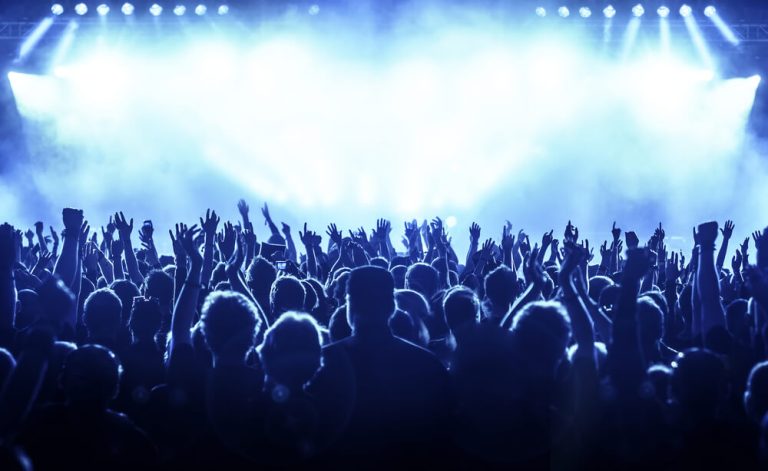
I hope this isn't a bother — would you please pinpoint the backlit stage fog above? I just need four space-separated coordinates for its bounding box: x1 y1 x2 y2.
2 5 767 253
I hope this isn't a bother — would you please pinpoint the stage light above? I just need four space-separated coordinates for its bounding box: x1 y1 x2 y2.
535 7 546 17
558 6 570 18
680 5 692 17
308 4 320 15
195 4 207 15
704 6 716 18
173 5 186 15
51 4 64 15
657 6 670 18
632 4 645 17
217 5 228 15
149 3 162 16
579 7 592 18
74 3 88 15
96 4 109 16
603 5 616 18
121 2 134 15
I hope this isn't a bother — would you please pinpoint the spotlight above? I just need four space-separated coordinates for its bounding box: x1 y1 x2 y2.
680 4 692 17
194 4 207 15
632 4 645 17
217 4 228 15
51 3 64 15
558 6 570 18
704 6 716 17
96 3 109 15
149 3 162 15
535 7 546 17
579 7 591 18
173 5 186 15
603 5 616 18
74 3 88 15
657 6 670 17
308 4 320 15
121 2 134 15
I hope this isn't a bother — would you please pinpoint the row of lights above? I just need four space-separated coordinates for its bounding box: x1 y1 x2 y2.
50 3 230 16
536 4 717 19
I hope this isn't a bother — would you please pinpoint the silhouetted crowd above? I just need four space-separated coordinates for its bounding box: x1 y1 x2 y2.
1 203 767 470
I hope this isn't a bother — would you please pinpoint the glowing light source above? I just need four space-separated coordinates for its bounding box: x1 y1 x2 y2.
603 5 616 18
658 6 670 18
308 4 320 15
704 6 716 18
217 4 228 15
149 3 162 16
173 5 186 15
680 5 692 17
96 4 109 16
74 3 88 15
195 4 207 15
558 6 570 18
51 4 64 15
579 7 591 18
535 7 546 17
632 4 645 17
121 2 134 15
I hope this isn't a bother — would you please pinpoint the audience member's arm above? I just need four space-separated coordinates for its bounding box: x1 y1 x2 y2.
199 209 220 289
115 212 144 287
559 243 596 367
261 203 281 239
695 222 726 337
716 220 734 274
501 247 546 329
170 225 202 350
0 224 18 335
281 223 298 264
53 208 83 288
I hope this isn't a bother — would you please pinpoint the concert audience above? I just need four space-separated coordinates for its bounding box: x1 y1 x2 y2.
0 205 767 469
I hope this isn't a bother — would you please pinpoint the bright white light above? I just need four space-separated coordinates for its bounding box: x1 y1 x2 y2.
149 3 162 16
535 7 546 17
308 4 320 15
579 7 591 18
173 5 186 15
603 5 616 18
680 5 692 17
18 17 54 61
74 3 88 15
704 6 716 18
96 4 109 16
658 6 670 18
558 6 570 18
121 3 134 15
51 4 64 15
445 216 458 229
195 4 207 15
217 4 228 15
632 4 645 17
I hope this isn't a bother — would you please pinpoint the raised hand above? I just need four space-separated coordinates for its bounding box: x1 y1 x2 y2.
113 212 133 239
623 247 654 280
564 220 579 243
34 221 44 236
199 209 220 239
732 249 743 275
611 221 621 242
218 221 236 260
0 223 18 271
469 222 481 244
110 239 124 258
326 223 343 248
519 235 531 258
32 250 53 277
62 208 84 233
600 241 610 259
501 226 515 251
741 237 750 265
181 225 203 266
654 222 665 243
720 220 735 240
49 226 59 245
237 199 250 220
281 222 291 236
169 223 188 262
542 230 554 248
696 221 719 247
665 252 682 283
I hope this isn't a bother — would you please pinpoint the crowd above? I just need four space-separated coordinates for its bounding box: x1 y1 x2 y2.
0 201 767 469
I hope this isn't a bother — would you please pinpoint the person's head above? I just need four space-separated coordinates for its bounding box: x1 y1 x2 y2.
745 361 768 422
259 312 323 389
15 289 43 330
328 305 351 342
390 265 407 290
109 279 141 324
60 345 122 408
388 309 430 347
443 286 480 337
511 301 572 376
347 266 395 334
588 276 614 304
637 296 664 346
484 265 518 317
302 280 318 312
129 297 162 343
246 257 277 305
330 270 351 305
671 348 728 419
270 276 306 319
201 291 262 366
370 257 389 270
395 289 431 325
144 269 174 309
598 284 621 317
647 364 673 405
404 263 439 299
83 288 123 341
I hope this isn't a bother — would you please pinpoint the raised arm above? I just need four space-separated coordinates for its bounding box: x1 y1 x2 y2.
170 225 202 350
299 223 320 279
261 203 281 238
53 208 83 288
114 212 144 287
281 223 298 264
559 243 596 366
0 224 18 338
695 221 726 337
716 220 734 274
169 224 188 304
199 209 220 289
465 222 481 273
